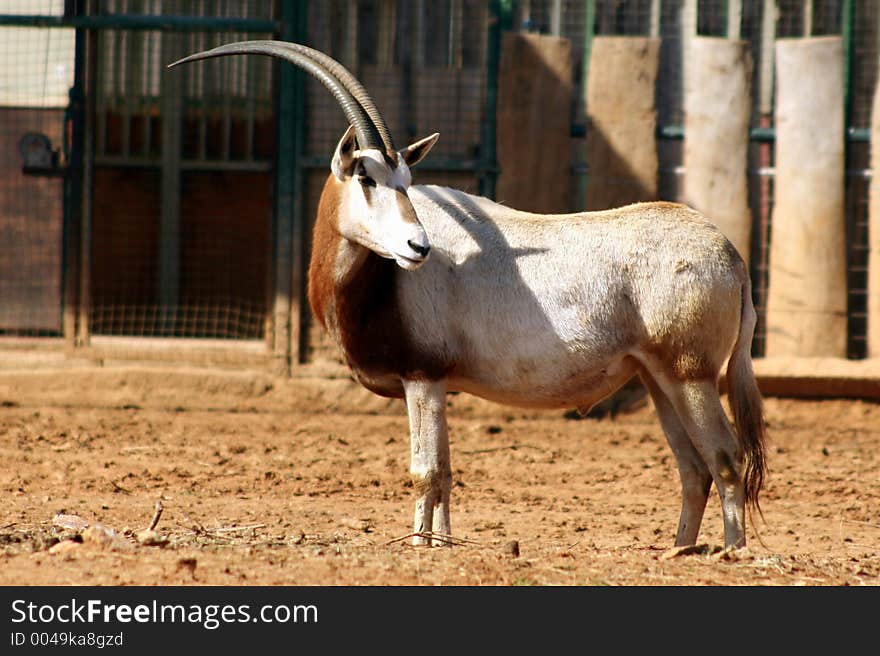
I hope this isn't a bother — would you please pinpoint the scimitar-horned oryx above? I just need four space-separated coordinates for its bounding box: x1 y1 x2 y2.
169 41 767 550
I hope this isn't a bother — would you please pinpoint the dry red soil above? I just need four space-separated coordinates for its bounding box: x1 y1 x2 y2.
0 363 878 586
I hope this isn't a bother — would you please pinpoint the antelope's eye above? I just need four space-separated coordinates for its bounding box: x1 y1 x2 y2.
358 175 376 188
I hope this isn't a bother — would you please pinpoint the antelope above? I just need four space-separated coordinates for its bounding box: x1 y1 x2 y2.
170 41 767 550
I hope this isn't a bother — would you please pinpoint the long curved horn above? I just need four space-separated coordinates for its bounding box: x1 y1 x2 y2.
265 41 394 152
168 40 389 152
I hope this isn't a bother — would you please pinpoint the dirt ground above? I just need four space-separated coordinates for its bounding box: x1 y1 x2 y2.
0 360 878 586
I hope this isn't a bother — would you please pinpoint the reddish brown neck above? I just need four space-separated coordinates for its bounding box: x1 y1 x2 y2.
307 175 346 329
306 174 450 391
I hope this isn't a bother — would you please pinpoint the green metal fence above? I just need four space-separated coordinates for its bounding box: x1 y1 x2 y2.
0 0 502 371
0 0 876 367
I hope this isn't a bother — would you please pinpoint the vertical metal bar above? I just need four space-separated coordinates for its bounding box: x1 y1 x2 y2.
649 0 660 38
96 30 107 155
246 51 255 161
143 26 153 156
727 0 742 39
344 0 358 74
550 0 562 36
448 0 461 68
64 0 87 349
842 0 853 125
121 0 131 157
759 0 776 115
222 0 232 160
480 0 507 199
413 0 425 67
581 0 595 109
159 32 182 312
272 0 302 371
578 0 595 210
803 0 813 37
222 50 232 159
78 12 97 347
841 0 855 356
291 0 308 364
377 0 395 68
198 0 208 161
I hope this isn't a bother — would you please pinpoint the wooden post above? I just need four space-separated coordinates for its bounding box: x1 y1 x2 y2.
496 32 572 213
649 0 660 38
683 37 753 263
550 0 562 36
727 0 742 39
758 0 776 115
680 0 697 88
766 37 847 357
583 36 660 210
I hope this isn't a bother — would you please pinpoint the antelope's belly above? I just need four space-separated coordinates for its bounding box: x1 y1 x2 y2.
449 353 639 410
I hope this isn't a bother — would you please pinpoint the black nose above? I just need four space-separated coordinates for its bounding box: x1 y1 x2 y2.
407 240 430 258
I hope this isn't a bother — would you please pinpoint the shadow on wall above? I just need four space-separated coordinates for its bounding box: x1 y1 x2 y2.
580 36 663 413
496 32 573 214
583 36 660 212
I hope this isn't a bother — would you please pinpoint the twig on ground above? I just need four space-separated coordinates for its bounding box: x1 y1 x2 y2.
841 518 880 531
110 480 132 495
147 500 164 531
385 531 481 547
210 524 266 534
177 521 210 537
461 444 540 455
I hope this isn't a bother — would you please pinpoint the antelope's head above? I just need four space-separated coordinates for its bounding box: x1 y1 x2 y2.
169 40 438 271
329 126 437 270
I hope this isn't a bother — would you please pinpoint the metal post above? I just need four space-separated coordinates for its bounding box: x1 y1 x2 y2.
727 0 742 39
77 3 97 347
291 0 308 365
803 0 813 37
649 0 660 38
480 0 509 199
63 0 86 350
842 0 853 125
159 34 182 316
550 0 562 36
758 0 776 115
578 0 595 210
273 1 295 373
272 0 307 371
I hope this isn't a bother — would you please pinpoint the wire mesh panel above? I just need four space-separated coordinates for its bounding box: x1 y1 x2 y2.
844 2 878 358
303 0 487 162
87 0 276 340
1 0 878 364
0 0 73 335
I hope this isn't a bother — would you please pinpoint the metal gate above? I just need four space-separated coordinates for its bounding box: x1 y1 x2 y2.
3 1 874 369
0 0 291 368
0 0 501 371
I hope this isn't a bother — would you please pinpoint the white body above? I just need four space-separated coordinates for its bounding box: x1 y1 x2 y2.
403 187 741 410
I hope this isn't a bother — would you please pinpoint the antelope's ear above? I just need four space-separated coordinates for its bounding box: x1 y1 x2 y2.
399 132 439 168
331 125 359 179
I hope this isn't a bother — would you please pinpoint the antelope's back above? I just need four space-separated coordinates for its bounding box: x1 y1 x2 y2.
401 191 747 389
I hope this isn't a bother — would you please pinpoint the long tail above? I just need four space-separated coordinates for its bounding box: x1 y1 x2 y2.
726 275 768 514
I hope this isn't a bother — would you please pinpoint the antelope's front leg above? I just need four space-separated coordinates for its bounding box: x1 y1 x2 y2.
403 379 451 546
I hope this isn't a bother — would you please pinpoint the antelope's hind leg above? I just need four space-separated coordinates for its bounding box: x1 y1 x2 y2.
639 370 712 546
652 374 747 548
403 379 452 546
